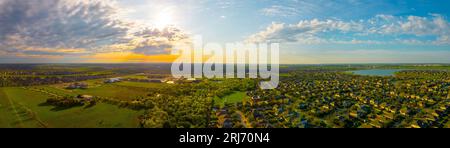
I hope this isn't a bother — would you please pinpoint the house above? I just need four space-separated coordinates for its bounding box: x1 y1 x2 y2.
359 123 373 128
410 124 421 128
439 105 447 111
212 107 219 112
432 112 440 117
105 78 121 83
148 79 163 83
186 78 201 83
163 77 185 84
223 119 233 128
251 96 261 100
67 82 88 89
253 112 263 118
383 111 394 120
349 111 358 118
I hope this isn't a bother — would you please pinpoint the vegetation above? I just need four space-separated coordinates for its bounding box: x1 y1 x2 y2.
214 91 248 108
1 63 450 128
0 87 142 128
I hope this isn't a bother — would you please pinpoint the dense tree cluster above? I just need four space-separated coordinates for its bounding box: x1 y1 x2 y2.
136 79 257 128
46 97 85 108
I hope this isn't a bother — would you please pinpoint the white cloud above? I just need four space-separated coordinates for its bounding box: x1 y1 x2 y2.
369 14 450 36
261 5 299 17
324 49 397 55
247 19 364 43
434 35 450 45
0 0 188 57
248 14 450 45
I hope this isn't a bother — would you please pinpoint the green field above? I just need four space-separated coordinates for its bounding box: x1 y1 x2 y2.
214 91 248 107
72 84 149 101
278 73 291 77
121 74 149 80
113 81 165 89
0 87 143 128
32 80 163 101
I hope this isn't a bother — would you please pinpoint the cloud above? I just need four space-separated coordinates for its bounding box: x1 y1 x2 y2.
217 0 236 9
20 47 87 56
132 45 171 55
261 5 299 17
0 0 188 57
0 0 126 51
247 14 450 45
92 26 189 54
247 19 364 43
368 14 450 36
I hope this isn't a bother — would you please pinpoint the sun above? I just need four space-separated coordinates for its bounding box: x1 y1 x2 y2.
154 8 175 29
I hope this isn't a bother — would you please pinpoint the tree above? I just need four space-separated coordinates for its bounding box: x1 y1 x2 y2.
141 107 169 128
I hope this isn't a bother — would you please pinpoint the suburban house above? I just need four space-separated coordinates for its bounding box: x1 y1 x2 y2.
105 77 122 83
149 79 163 83
67 82 88 89
186 78 201 83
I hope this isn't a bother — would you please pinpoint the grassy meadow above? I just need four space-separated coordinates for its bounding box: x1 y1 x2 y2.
214 91 249 108
0 87 144 128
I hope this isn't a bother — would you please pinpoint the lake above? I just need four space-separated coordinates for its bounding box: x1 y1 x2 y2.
350 69 403 76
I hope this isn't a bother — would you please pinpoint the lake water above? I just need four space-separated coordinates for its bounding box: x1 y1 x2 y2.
350 69 403 76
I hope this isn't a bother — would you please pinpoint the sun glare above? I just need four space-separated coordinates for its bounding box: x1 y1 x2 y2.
154 8 175 29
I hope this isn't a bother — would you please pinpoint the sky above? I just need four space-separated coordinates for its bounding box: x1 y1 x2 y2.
0 0 450 64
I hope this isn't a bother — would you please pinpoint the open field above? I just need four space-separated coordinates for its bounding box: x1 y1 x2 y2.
121 74 150 80
0 87 143 128
113 81 165 89
31 80 167 101
214 91 249 107
72 85 149 101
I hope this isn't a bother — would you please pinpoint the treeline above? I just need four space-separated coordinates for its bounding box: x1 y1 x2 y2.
0 74 114 87
46 96 94 108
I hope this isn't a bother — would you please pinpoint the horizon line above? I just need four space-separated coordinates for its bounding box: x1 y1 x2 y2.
0 62 449 65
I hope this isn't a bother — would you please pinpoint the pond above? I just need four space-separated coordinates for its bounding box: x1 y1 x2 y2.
350 69 403 76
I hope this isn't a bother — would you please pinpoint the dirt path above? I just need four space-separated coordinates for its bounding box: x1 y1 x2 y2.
0 89 7 127
24 107 48 128
0 88 25 127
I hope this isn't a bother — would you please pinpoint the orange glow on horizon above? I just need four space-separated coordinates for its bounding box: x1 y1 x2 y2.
82 52 178 63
